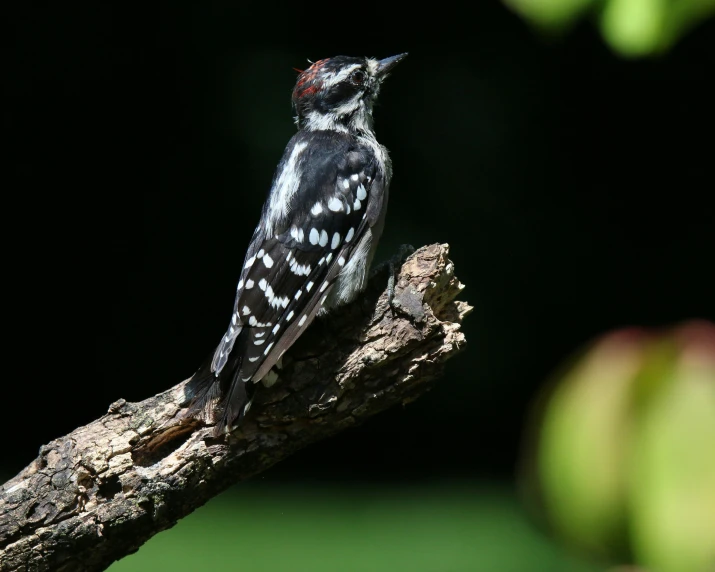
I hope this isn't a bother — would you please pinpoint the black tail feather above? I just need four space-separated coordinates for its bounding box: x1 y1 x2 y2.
217 365 252 435
185 337 255 436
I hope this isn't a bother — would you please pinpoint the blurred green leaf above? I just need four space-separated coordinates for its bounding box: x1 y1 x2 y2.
524 321 715 571
504 0 595 29
534 331 644 560
600 0 670 56
629 325 715 572
505 0 715 56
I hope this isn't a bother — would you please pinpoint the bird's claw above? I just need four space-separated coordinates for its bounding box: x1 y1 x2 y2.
371 244 415 311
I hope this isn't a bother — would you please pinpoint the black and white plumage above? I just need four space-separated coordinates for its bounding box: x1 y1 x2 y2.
186 54 407 434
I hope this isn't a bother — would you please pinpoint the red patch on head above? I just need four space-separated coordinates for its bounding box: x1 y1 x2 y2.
295 84 319 99
293 58 330 100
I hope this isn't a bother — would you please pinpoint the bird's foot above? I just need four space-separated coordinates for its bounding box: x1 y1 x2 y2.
371 244 415 311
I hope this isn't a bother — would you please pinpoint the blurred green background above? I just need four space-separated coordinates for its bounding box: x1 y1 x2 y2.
109 485 601 572
5 0 714 570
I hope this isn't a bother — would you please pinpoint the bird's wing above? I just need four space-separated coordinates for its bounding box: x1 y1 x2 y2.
188 133 382 431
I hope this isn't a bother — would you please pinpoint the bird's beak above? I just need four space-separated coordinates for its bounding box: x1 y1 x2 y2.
376 53 408 79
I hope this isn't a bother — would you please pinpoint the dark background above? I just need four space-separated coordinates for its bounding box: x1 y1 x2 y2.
5 4 714 483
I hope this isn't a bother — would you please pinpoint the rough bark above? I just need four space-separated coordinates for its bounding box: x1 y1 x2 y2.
0 243 471 572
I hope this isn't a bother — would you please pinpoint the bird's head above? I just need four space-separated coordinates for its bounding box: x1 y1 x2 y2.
292 53 407 133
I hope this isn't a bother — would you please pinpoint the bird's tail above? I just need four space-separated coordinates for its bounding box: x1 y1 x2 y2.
185 336 254 435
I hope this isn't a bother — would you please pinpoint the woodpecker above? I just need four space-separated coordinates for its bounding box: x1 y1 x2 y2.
186 53 407 434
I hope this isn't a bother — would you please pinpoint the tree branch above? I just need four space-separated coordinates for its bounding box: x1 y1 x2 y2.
0 244 471 572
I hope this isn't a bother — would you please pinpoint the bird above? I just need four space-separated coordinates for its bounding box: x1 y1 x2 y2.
185 53 407 435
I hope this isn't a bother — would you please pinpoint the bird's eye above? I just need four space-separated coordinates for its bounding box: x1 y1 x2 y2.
350 70 366 86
